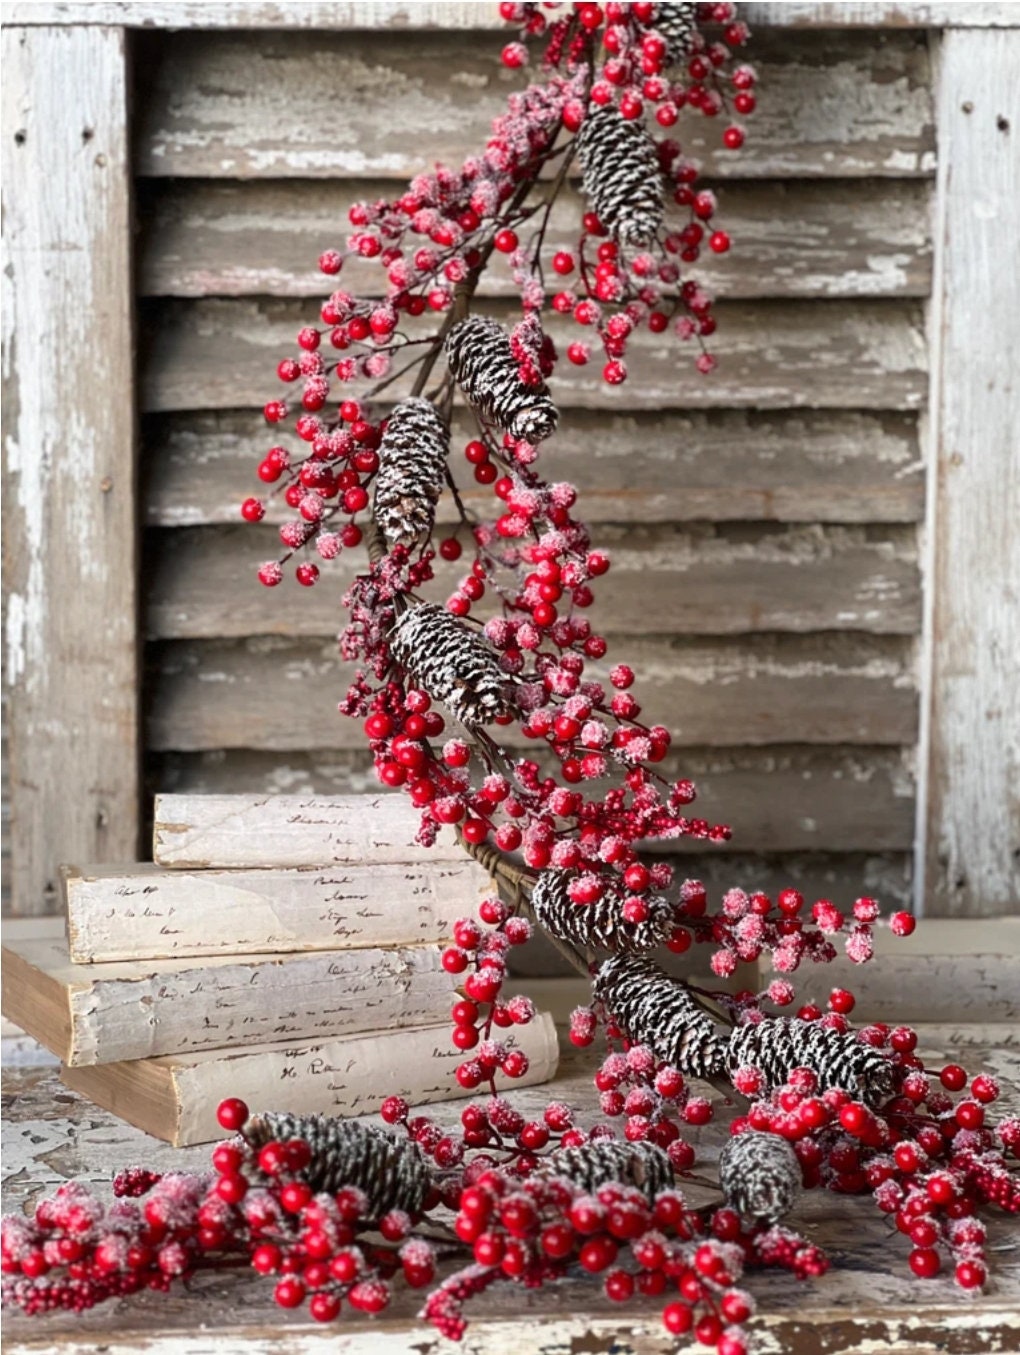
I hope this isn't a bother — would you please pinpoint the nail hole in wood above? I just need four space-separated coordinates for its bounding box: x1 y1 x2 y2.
961 101 974 114
82 126 94 143
997 115 1010 133
14 129 26 146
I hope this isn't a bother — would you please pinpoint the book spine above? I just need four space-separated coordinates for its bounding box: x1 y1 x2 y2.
66 946 453 1065
153 793 466 868
79 1013 558 1146
65 860 491 962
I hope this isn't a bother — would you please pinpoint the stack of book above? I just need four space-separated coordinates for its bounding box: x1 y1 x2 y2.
2 793 559 1145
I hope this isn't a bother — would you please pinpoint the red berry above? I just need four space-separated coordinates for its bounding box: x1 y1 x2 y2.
494 229 518 252
274 1277 306 1308
955 1259 986 1289
723 125 745 149
663 1301 693 1335
909 1248 941 1279
216 1098 249 1131
940 1064 967 1092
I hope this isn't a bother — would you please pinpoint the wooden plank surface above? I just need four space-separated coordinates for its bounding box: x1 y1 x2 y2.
143 408 926 528
919 30 1020 917
137 178 933 301
138 296 928 414
132 30 936 180
143 523 921 639
147 748 916 854
5 2 1019 28
3 1019 1017 1354
1 26 139 916
145 633 919 751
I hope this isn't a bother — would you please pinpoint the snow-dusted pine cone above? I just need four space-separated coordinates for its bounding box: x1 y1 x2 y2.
719 1130 802 1224
726 1018 897 1107
246 1112 431 1218
530 869 676 952
655 2 699 64
388 602 516 727
445 316 558 443
372 396 451 548
577 104 664 247
593 954 727 1078
536 1140 675 1202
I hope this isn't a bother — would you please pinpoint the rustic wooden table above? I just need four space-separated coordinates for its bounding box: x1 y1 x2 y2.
3 987 1019 1355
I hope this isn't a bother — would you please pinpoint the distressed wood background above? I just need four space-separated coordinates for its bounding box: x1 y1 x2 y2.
2 3 1017 927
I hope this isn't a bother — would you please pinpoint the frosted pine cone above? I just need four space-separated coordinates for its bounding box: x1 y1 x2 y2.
246 1112 430 1218
445 316 558 442
719 1130 801 1224
655 3 699 64
536 1140 674 1202
593 954 727 1079
726 1018 897 1107
389 602 516 727
530 869 676 952
577 105 664 247
373 397 451 548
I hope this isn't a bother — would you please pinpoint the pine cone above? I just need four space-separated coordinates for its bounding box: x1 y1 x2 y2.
719 1130 801 1224
373 396 451 549
246 1112 431 1218
536 1140 674 1202
577 105 664 247
655 2 699 64
726 1018 897 1107
445 316 558 443
388 602 516 727
530 869 676 952
593 954 727 1079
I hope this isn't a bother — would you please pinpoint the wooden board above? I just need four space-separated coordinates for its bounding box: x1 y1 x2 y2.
138 297 929 413
1 917 453 1066
3 1017 1017 1354
152 792 469 867
145 633 919 751
142 523 922 639
6 2 1019 28
148 748 916 854
136 177 933 301
63 858 491 961
142 407 926 528
131 30 936 180
919 30 1020 917
1 26 138 916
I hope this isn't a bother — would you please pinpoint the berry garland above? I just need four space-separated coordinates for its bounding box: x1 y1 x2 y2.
5 3 1017 1350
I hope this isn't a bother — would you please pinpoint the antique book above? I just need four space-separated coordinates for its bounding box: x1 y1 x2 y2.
62 859 490 962
1 919 452 1066
153 793 465 868
61 1012 560 1146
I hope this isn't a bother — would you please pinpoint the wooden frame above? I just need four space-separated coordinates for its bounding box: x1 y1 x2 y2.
1 3 1017 918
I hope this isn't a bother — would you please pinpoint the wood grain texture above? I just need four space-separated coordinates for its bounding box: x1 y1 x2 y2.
919 31 1020 917
131 30 936 181
138 296 928 413
6 2 1019 28
142 523 921 640
63 858 492 961
2 917 453 1066
147 748 916 854
1 26 139 917
143 408 926 527
136 177 933 301
3 1020 1017 1354
145 633 919 751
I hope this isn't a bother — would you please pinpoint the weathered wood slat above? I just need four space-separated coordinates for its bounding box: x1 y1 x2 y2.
147 747 916 853
1 26 139 917
137 178 933 301
143 523 921 640
7 2 1019 29
139 297 928 414
146 633 918 751
143 408 925 527
919 31 1020 918
132 30 936 180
